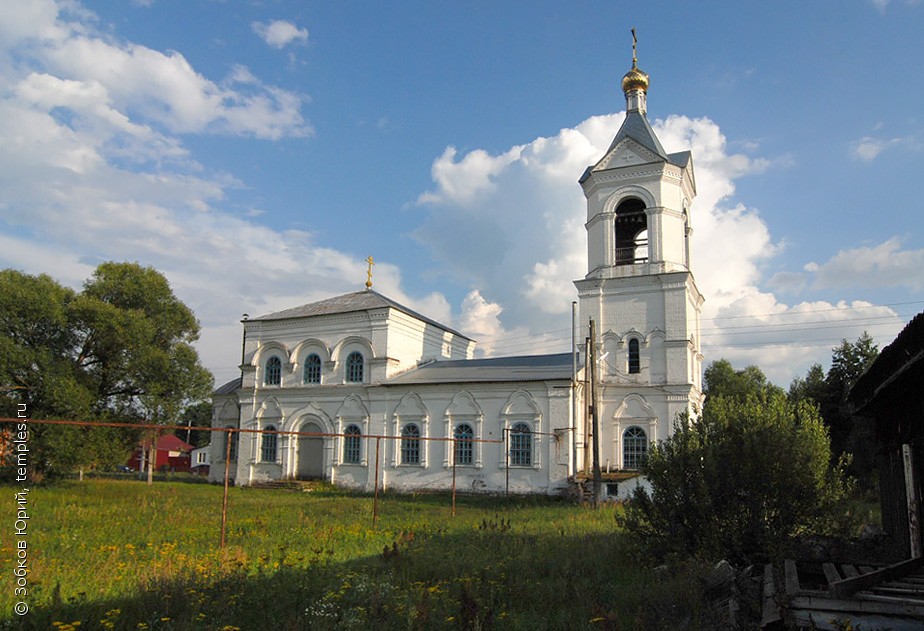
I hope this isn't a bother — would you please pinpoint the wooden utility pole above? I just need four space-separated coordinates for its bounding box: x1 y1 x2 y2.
589 319 602 506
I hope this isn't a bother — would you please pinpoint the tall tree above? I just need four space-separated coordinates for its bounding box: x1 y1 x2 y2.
826 333 879 481
703 359 784 401
1 263 213 481
787 363 826 405
787 333 880 485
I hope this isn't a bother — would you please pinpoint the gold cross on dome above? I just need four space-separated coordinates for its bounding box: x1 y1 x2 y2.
365 255 375 289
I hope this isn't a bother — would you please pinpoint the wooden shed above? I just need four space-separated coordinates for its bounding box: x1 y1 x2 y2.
849 312 924 560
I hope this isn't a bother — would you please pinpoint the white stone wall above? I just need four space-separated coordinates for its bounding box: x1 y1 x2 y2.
210 376 576 494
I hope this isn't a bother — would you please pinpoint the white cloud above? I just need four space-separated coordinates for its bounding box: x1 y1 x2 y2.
252 20 309 49
411 110 911 384
8 4 312 139
852 135 904 161
0 0 914 391
414 112 779 331
807 238 924 291
702 296 904 384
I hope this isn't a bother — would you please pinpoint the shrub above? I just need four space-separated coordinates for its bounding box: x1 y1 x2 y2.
621 391 854 562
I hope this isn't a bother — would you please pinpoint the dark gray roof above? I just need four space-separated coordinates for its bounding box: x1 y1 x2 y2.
579 113 692 184
249 290 473 341
214 377 242 396
385 352 574 385
667 150 692 168
606 110 668 159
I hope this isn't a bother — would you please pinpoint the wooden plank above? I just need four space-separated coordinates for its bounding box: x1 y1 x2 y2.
903 443 923 559
830 556 924 600
859 591 924 607
784 559 800 595
882 580 924 592
822 562 842 585
790 594 924 617
841 564 859 578
874 586 924 598
760 563 782 628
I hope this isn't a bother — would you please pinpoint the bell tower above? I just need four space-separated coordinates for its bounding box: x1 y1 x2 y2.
574 32 703 469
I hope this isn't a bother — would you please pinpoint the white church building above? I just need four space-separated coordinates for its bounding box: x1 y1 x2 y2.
210 49 704 495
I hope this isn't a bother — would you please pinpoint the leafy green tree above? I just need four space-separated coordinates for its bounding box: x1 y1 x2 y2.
703 359 784 400
621 391 853 562
826 333 879 485
181 401 213 448
787 362 826 405
0 263 213 481
787 333 879 485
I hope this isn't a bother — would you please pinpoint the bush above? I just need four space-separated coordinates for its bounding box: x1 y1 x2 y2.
621 391 854 563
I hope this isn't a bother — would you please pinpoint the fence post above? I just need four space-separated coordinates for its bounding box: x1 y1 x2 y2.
372 436 381 529
220 428 233 549
451 438 457 517
504 428 509 498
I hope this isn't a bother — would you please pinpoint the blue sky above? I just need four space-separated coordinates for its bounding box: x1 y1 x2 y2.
1 0 922 387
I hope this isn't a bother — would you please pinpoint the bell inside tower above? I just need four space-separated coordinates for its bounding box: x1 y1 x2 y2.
614 198 648 265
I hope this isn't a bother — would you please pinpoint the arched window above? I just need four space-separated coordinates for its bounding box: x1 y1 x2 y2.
509 423 532 467
628 338 640 374
623 426 648 470
614 198 647 265
264 356 282 386
261 425 278 462
346 351 364 383
454 424 474 466
400 423 421 465
224 427 238 460
303 354 321 384
342 424 361 464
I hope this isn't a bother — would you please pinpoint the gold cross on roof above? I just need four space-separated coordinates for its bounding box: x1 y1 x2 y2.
365 255 375 290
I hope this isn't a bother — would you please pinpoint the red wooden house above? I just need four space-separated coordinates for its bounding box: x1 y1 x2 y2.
127 434 194 473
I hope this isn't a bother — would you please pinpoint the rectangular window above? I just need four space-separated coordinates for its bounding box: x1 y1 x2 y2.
261 429 278 462
509 424 532 467
401 424 421 465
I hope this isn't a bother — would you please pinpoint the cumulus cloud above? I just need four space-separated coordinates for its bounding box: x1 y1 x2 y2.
806 238 924 291
0 1 912 389
414 111 778 328
10 4 312 139
252 20 309 49
412 110 907 384
0 1 330 383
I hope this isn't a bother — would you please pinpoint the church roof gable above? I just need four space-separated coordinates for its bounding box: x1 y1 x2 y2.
602 110 668 163
249 290 473 341
582 113 691 180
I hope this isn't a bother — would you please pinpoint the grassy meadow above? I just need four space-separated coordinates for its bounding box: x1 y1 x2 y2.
0 480 714 630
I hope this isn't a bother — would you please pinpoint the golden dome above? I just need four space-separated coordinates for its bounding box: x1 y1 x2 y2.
622 63 649 94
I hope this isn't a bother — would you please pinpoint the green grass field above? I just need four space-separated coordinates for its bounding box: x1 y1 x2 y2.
0 480 713 630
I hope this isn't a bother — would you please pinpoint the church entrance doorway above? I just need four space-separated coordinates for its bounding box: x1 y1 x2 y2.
297 421 324 480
